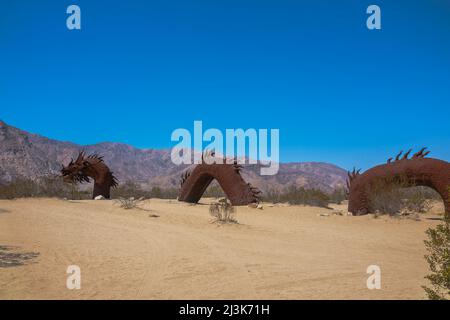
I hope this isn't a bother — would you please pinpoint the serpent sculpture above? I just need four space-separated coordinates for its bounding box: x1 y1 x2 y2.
178 152 262 205
347 148 450 216
61 151 118 199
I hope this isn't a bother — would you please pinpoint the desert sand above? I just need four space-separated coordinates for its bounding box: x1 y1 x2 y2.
0 198 444 300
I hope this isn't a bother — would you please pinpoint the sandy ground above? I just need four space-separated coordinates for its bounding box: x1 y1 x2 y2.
0 198 445 300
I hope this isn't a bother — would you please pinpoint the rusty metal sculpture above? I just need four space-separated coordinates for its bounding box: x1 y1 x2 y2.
178 152 261 206
347 148 450 216
61 151 118 199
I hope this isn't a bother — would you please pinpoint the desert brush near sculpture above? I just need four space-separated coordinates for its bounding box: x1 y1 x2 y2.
60 151 118 199
178 152 262 206
347 148 450 216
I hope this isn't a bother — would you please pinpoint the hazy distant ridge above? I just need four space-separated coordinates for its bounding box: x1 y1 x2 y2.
0 120 347 192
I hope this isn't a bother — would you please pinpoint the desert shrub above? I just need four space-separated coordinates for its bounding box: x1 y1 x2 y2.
264 185 331 208
203 183 226 198
0 176 181 201
209 198 237 224
368 176 435 215
114 197 143 210
263 188 282 204
111 181 146 199
369 186 403 215
423 214 450 300
402 187 433 213
149 186 163 198
0 178 38 199
39 176 90 199
149 186 178 199
328 188 348 204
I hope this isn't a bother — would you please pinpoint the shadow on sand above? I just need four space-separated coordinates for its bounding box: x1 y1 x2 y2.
0 246 39 268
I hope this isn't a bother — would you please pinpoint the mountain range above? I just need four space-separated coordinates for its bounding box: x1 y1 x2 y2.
0 120 347 193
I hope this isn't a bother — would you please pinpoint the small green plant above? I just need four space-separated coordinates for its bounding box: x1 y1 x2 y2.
422 186 450 300
422 219 450 300
209 198 237 224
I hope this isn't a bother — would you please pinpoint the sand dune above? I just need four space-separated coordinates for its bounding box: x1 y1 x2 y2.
0 198 444 299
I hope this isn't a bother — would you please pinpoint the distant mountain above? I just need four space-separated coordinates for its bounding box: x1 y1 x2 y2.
0 120 347 193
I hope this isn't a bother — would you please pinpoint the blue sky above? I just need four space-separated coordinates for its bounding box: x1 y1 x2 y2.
1 0 449 170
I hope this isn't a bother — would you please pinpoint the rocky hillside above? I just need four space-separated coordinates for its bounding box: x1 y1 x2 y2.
0 120 347 193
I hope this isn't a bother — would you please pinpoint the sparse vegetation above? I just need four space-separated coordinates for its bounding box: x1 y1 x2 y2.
110 181 142 199
0 176 90 200
209 198 237 224
367 176 438 216
264 185 333 208
0 177 179 200
110 181 178 199
328 188 347 204
203 183 226 198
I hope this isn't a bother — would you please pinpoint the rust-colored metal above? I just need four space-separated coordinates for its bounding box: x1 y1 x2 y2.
347 148 450 216
60 151 118 199
178 153 261 206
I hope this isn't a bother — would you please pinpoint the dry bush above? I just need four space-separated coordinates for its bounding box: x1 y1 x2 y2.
114 197 144 210
209 198 237 224
369 187 403 215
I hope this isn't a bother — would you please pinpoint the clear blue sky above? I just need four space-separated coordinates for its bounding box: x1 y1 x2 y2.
1 0 449 170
